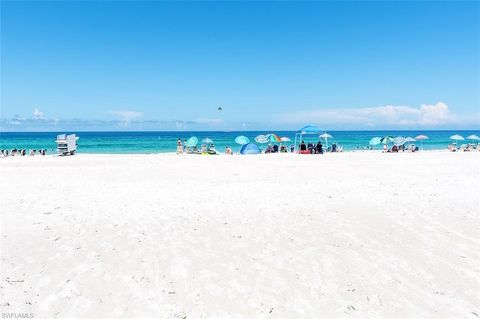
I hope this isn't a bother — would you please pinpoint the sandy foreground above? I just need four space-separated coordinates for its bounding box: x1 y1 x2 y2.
0 152 479 318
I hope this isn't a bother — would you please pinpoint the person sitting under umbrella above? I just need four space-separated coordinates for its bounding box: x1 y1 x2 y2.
299 141 310 154
316 141 323 154
307 142 315 153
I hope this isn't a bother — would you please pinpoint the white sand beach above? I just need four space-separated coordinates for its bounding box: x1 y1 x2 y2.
1 152 479 318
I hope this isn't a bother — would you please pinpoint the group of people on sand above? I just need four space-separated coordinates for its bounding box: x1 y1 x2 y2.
176 138 346 155
382 144 418 153
264 144 291 153
299 140 342 154
177 138 220 155
1 149 47 157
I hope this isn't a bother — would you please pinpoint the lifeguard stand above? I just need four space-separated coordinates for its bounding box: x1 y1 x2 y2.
56 134 78 156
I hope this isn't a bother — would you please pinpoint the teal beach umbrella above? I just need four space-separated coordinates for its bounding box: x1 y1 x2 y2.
369 137 381 146
235 135 250 145
186 136 198 147
380 136 394 144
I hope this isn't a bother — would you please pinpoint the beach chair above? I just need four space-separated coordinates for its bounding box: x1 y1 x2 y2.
207 144 218 155
405 144 414 152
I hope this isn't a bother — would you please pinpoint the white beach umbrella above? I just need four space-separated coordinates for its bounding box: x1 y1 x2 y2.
467 134 480 141
405 137 416 143
415 135 429 151
449 134 465 144
235 135 250 145
254 135 269 144
201 138 214 144
319 132 333 148
280 137 291 142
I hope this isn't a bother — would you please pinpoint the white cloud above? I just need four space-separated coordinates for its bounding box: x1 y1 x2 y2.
110 110 143 125
194 118 224 126
33 108 46 120
275 102 464 128
418 102 451 125
175 121 185 129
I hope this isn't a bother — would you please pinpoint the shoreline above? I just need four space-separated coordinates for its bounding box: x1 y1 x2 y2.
0 148 469 157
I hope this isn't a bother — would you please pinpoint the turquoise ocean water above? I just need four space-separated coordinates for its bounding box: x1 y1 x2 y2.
0 131 479 154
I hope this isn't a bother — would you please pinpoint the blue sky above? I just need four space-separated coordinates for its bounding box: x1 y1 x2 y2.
1 1 479 131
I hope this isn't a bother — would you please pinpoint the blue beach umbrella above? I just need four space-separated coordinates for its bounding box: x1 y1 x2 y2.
186 136 198 147
235 135 250 145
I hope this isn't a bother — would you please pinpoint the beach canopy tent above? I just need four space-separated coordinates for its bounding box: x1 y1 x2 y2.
240 143 260 155
294 125 323 152
319 132 333 148
467 134 480 141
201 138 213 144
235 135 250 145
393 137 406 146
369 137 381 146
299 125 322 134
186 136 198 147
415 134 429 150
255 135 269 144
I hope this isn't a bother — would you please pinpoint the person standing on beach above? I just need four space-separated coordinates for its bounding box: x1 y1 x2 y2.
176 138 183 154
